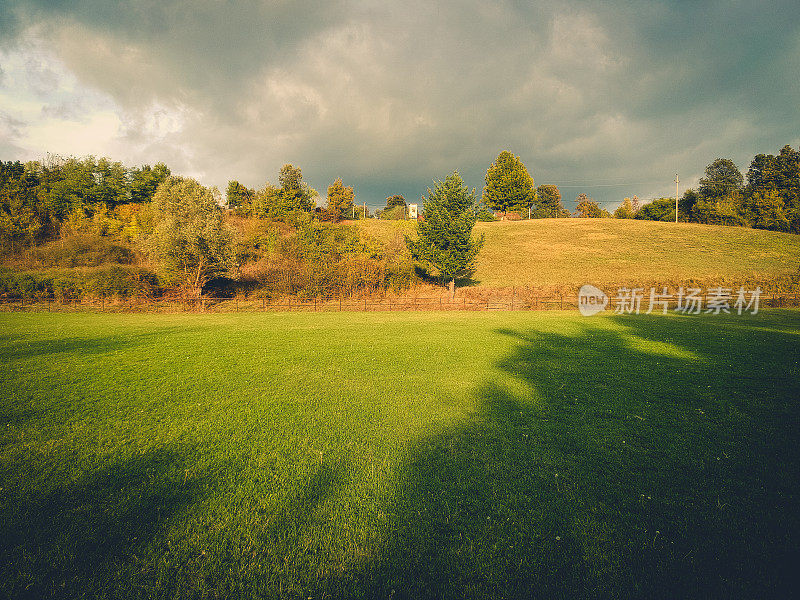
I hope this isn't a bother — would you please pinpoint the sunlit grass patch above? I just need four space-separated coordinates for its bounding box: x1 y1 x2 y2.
1 310 799 598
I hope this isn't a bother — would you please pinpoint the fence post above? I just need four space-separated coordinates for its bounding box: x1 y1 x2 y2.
364 297 367 312
560 295 563 310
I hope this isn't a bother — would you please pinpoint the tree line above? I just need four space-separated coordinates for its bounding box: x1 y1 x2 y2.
571 145 800 232
2 144 798 301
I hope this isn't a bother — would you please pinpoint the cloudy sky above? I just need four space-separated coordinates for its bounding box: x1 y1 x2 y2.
1 1 799 210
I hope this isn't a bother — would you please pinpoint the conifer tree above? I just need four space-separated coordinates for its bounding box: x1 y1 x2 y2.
482 151 536 218
406 171 484 297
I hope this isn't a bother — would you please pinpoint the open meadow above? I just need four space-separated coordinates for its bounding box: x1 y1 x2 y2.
2 310 799 598
357 218 800 291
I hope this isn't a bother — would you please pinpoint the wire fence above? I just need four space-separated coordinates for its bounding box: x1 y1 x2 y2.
2 293 799 313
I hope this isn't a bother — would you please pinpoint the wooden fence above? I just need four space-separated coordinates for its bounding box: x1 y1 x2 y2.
1 293 799 313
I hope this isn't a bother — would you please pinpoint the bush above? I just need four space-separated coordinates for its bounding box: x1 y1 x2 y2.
30 234 134 268
0 266 157 299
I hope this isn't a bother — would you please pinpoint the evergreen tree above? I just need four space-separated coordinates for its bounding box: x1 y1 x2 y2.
406 171 484 297
482 151 536 218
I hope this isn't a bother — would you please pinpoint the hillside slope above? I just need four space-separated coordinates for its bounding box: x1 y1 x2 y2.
356 218 800 290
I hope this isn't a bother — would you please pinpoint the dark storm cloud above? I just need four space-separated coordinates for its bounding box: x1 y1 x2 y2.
2 0 799 207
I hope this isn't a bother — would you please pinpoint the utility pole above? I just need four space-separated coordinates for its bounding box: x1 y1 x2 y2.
364 202 366 219
675 174 679 223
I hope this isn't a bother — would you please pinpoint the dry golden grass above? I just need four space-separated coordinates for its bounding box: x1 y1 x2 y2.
356 218 800 292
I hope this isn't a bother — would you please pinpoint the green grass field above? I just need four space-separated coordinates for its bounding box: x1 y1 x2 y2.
357 218 800 290
2 311 799 599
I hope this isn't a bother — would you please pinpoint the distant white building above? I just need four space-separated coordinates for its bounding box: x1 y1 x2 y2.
408 204 418 219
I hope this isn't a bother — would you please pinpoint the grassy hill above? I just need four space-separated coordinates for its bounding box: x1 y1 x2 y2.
357 218 800 291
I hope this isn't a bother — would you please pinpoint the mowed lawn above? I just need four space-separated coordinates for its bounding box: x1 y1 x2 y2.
1 310 799 599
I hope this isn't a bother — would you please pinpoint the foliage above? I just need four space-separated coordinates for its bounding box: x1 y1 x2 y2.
226 180 255 212
482 151 536 217
129 163 171 204
279 164 316 212
574 193 602 218
326 178 355 222
406 171 484 290
380 205 407 220
698 158 744 199
0 265 157 299
386 195 407 210
691 195 747 227
614 197 636 219
745 145 800 233
535 184 570 218
740 190 791 232
475 202 497 221
148 177 235 296
635 198 675 222
1 156 169 252
29 234 134 268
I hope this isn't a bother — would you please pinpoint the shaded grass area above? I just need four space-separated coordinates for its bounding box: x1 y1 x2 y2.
1 311 799 598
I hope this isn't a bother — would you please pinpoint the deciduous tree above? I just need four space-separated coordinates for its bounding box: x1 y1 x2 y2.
326 178 355 222
535 184 569 218
699 158 744 200
574 193 601 218
148 177 235 297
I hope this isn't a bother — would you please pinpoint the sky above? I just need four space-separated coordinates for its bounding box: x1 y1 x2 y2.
1 1 799 212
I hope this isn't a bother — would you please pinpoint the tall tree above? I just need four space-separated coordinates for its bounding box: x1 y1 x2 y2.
482 151 536 218
279 164 315 212
148 177 235 297
130 163 171 204
226 180 255 212
535 184 569 218
406 171 484 298
326 178 355 222
698 158 744 199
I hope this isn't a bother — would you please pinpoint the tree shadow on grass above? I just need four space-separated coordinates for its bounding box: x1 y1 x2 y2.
0 445 208 599
0 328 186 362
331 314 800 599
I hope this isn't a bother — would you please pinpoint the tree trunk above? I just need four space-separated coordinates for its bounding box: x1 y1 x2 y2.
449 278 455 300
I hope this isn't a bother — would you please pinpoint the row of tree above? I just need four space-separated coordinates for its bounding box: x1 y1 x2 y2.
1 156 170 251
571 145 800 232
